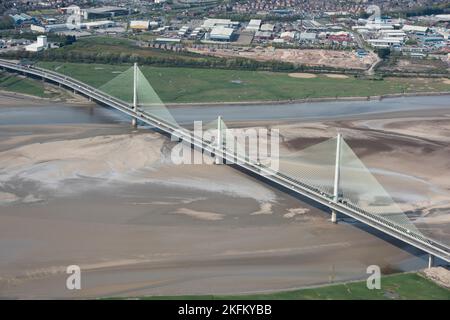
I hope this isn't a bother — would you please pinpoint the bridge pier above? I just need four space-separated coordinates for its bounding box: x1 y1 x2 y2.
428 254 434 269
131 117 137 128
331 210 337 224
215 115 223 165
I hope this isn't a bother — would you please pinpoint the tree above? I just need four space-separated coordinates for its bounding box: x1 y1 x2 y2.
377 48 391 59
0 15 14 30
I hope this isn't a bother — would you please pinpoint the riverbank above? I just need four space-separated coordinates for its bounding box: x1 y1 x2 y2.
1 70 449 108
117 272 449 300
165 91 450 108
34 62 450 104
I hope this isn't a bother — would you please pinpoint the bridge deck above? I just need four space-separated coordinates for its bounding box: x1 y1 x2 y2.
1 59 448 264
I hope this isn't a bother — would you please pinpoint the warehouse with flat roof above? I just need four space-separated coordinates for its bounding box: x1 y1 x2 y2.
209 26 235 41
246 19 261 32
202 18 238 30
82 6 129 19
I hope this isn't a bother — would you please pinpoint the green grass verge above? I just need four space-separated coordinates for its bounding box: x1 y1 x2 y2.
114 273 449 300
37 62 450 104
0 71 50 97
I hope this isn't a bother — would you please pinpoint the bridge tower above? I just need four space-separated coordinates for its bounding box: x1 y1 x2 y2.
131 62 138 128
331 133 342 223
215 115 223 165
428 253 434 269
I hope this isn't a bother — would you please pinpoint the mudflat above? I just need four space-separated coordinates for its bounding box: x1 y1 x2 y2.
0 94 448 298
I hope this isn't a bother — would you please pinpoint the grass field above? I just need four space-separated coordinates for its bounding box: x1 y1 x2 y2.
0 71 50 97
117 273 449 300
37 62 450 103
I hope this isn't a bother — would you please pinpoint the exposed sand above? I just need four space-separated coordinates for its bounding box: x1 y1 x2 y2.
288 73 317 79
173 208 225 221
325 74 349 79
422 267 450 288
0 134 164 190
0 96 449 298
442 78 450 85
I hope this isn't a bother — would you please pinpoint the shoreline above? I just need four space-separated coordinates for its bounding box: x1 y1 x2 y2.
1 87 449 108
0 89 93 105
165 91 450 108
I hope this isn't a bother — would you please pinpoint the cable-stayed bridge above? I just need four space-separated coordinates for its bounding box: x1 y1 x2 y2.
1 59 449 267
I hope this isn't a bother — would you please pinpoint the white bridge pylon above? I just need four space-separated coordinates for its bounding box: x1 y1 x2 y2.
99 64 423 239
98 63 179 127
277 133 423 236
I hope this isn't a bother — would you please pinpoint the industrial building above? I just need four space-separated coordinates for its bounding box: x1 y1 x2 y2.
31 21 115 34
202 18 239 30
280 31 297 41
402 25 429 34
299 32 317 42
367 38 403 48
25 35 48 52
81 6 129 20
246 19 261 32
260 23 275 32
9 13 36 25
178 26 190 37
129 20 150 31
31 24 67 33
208 26 235 41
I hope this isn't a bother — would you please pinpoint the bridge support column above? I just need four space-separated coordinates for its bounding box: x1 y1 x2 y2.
332 133 342 224
215 115 222 165
331 210 337 223
428 254 434 269
132 62 138 128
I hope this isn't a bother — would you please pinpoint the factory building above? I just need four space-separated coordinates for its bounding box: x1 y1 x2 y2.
208 26 235 41
178 26 190 37
402 25 429 34
81 6 129 20
31 23 69 33
246 19 261 32
129 20 150 31
202 19 239 30
367 38 402 48
25 35 48 52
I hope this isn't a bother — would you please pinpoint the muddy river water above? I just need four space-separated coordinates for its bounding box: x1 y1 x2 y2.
0 94 449 298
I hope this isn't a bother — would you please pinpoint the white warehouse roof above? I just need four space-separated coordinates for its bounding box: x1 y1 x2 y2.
202 18 238 29
130 20 150 29
402 25 428 33
210 26 234 40
246 19 262 31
